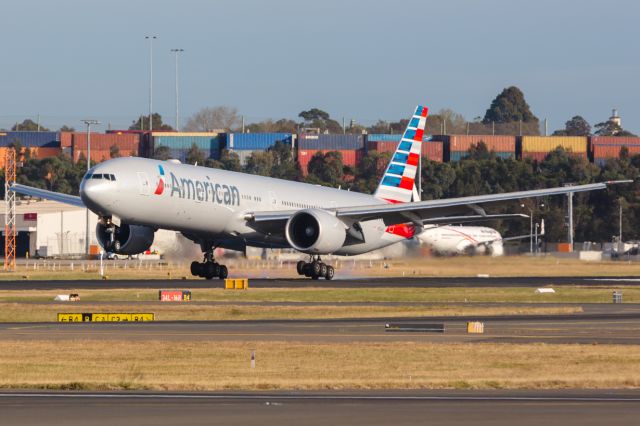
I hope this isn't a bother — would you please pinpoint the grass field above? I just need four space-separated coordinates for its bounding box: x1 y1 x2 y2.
1 340 639 391
0 302 582 322
2 255 640 280
1 286 637 304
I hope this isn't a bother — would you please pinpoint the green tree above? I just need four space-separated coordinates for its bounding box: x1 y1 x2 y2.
59 125 75 132
245 119 298 133
594 120 636 137
305 151 345 187
206 149 242 172
109 144 121 158
185 143 206 165
153 146 172 161
353 151 391 194
298 108 342 134
564 116 591 136
12 119 50 131
483 86 538 124
244 151 275 177
130 113 174 131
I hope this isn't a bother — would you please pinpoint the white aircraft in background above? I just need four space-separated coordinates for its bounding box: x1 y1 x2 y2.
418 220 545 256
10 105 624 280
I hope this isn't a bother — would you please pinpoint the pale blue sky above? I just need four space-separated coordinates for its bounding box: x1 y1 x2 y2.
1 0 638 133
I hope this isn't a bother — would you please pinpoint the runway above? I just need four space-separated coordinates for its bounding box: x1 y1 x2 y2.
1 390 639 426
1 275 640 289
2 305 639 344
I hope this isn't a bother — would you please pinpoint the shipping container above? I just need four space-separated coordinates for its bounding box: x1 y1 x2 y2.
520 136 587 153
60 132 73 148
366 134 402 142
0 131 59 148
366 140 443 162
72 148 113 163
226 133 293 150
433 135 516 153
449 151 514 162
297 149 361 176
29 147 62 159
151 133 222 157
589 136 640 148
298 134 364 150
592 144 640 160
71 133 141 154
522 151 588 162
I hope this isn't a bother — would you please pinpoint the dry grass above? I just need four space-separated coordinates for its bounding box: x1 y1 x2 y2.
2 255 640 280
0 302 581 322
1 340 639 390
1 286 638 304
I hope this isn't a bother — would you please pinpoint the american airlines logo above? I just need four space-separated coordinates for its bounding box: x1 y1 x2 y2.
162 168 240 206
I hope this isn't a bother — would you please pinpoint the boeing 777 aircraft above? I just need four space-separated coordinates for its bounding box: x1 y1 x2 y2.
10 106 625 280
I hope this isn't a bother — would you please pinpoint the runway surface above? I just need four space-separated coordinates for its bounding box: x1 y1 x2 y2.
1 390 639 426
1 275 640 289
2 305 639 344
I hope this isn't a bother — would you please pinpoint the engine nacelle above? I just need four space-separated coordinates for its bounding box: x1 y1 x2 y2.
96 223 155 255
285 209 347 254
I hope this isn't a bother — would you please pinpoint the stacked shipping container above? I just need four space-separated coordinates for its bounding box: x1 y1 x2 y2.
520 136 588 161
365 136 444 162
432 135 516 162
297 134 365 176
590 136 640 166
70 133 141 163
225 133 293 166
151 132 222 162
0 131 59 148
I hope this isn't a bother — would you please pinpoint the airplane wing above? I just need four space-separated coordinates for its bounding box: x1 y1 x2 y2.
421 213 528 225
10 184 85 208
248 180 630 227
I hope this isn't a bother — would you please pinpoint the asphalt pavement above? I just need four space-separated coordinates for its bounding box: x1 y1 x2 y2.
1 390 639 426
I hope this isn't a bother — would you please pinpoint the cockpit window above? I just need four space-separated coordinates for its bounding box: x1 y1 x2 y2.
86 173 115 181
109 174 116 181
85 173 93 180
92 174 103 179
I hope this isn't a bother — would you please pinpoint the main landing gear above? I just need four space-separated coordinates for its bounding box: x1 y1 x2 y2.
191 247 228 280
296 256 335 280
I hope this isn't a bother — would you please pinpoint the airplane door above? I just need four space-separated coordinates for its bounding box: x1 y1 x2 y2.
137 172 151 196
269 191 277 209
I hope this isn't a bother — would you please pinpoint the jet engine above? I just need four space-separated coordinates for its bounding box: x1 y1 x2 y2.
285 209 347 254
96 222 155 255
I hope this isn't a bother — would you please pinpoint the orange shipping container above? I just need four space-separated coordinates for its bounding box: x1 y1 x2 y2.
28 147 62 159
590 136 640 149
60 132 73 148
365 140 443 162
434 135 516 153
522 151 587 162
72 133 140 153
73 148 113 163
593 144 640 159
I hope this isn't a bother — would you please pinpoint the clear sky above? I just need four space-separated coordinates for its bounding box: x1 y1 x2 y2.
1 0 638 133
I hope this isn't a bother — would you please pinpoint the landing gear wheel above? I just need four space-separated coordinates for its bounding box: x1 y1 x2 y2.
311 261 321 277
203 262 218 280
218 265 228 279
311 273 320 280
325 266 334 280
319 263 328 278
296 260 306 275
303 264 312 277
190 261 202 277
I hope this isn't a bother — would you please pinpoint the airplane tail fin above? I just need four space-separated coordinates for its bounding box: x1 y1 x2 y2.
373 105 428 204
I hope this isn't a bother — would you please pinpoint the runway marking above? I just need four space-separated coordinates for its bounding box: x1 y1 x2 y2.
0 392 639 402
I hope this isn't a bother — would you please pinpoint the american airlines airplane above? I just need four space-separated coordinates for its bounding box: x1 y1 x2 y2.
11 106 624 280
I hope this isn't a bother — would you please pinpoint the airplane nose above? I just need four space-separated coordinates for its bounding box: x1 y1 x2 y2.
80 178 112 214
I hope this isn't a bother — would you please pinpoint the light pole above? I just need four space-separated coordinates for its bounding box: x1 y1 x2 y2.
81 119 100 256
522 202 544 253
145 35 157 131
170 48 184 131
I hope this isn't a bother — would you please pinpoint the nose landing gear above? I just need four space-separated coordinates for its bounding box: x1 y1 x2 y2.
191 246 228 280
296 256 334 280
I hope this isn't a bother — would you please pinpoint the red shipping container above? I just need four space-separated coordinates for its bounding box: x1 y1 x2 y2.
447 135 516 153
590 136 640 148
297 149 359 176
73 148 113 163
593 144 640 159
60 132 73 148
423 141 443 162
72 133 140 153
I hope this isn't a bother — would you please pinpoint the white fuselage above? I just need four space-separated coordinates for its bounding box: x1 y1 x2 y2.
80 157 408 255
418 225 504 256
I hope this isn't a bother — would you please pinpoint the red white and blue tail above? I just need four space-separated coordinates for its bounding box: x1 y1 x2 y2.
373 105 428 204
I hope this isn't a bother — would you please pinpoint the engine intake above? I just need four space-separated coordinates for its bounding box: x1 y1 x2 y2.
96 223 155 255
285 209 347 254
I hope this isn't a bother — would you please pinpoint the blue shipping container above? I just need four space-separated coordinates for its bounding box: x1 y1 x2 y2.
367 134 402 142
226 133 292 150
298 134 364 150
153 135 221 158
165 147 220 162
0 131 60 147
